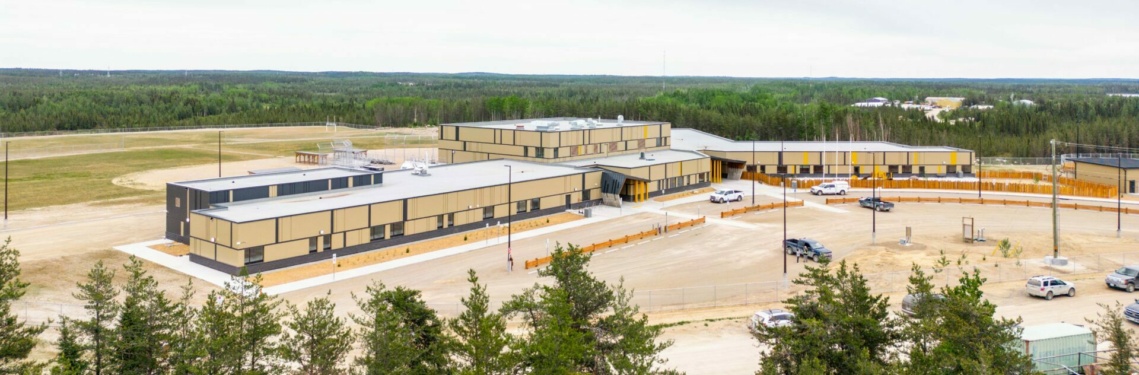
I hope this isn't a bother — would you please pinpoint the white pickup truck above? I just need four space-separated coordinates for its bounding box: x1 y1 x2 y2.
809 181 849 195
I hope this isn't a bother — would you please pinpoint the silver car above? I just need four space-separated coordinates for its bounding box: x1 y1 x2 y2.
1107 266 1139 293
1026 275 1075 300
749 309 794 332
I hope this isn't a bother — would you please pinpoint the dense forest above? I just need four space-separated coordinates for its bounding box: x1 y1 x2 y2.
2 69 1138 157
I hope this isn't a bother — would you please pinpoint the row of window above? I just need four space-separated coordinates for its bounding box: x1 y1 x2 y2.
519 138 667 159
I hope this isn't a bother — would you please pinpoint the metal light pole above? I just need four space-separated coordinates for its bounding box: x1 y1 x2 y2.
504 164 513 272
977 153 982 198
872 151 877 244
1051 139 1058 259
751 137 756 206
4 141 8 222
781 139 787 278
218 131 222 177
1119 152 1123 238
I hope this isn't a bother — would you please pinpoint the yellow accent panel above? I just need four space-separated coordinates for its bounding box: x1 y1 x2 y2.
643 126 649 138
802 152 809 165
950 152 958 165
913 153 919 164
852 152 858 165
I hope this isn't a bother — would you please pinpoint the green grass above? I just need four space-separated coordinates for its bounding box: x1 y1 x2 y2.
0 148 261 210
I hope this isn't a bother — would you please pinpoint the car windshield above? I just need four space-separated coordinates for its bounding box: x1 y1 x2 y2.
805 240 822 248
715 190 729 195
1117 267 1139 277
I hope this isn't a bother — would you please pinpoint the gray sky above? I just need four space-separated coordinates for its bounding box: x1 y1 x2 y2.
2 0 1137 78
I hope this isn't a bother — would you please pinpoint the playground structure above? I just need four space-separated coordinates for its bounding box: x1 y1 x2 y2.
294 139 397 167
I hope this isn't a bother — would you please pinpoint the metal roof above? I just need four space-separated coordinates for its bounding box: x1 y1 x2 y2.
1070 157 1139 169
671 128 969 153
171 167 372 192
1020 323 1092 342
560 150 708 169
443 117 665 131
197 159 595 223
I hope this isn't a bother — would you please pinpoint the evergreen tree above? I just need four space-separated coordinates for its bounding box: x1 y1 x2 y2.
278 292 352 375
166 280 203 374
502 243 678 374
112 256 175 374
0 238 47 373
754 260 896 374
1087 302 1137 375
196 269 282 374
73 260 119 375
50 317 87 375
448 269 514 374
352 281 451 374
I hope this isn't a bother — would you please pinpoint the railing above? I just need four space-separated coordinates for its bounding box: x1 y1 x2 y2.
826 196 1139 214
523 216 707 269
744 171 1118 199
720 201 805 218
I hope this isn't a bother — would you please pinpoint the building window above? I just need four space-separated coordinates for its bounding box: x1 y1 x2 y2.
331 177 349 189
583 189 591 201
390 222 405 237
554 148 559 158
516 201 527 213
323 234 332 251
370 225 385 241
483 206 494 219
447 213 454 227
536 148 545 158
530 198 540 211
244 246 264 265
437 215 445 229
523 146 529 157
209 191 229 204
174 197 181 208
308 238 318 254
352 175 371 187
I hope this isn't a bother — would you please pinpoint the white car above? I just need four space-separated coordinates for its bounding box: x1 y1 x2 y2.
810 181 850 196
749 309 794 332
710 189 744 203
1026 275 1075 300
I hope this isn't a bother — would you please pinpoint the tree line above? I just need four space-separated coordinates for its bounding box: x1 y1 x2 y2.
3 69 1139 157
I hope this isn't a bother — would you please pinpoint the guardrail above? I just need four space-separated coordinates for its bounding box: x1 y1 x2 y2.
524 216 707 269
826 196 1139 214
720 201 805 218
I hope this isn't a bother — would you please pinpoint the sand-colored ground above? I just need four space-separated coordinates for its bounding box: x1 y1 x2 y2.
257 213 581 286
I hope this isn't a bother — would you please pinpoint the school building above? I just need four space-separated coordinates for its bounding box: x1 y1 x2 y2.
1069 157 1139 193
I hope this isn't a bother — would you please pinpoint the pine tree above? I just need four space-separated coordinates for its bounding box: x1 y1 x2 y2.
278 292 352 375
166 279 203 374
0 237 47 373
448 269 514 374
73 260 119 375
50 317 87 375
352 281 451 374
197 269 282 374
1087 302 1138 375
502 243 678 374
112 256 175 374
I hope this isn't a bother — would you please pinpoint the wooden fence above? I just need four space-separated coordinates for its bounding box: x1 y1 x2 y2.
720 200 805 218
826 196 1139 214
523 216 707 269
743 172 1118 199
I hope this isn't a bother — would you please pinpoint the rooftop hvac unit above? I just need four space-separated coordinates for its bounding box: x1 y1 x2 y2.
617 115 624 125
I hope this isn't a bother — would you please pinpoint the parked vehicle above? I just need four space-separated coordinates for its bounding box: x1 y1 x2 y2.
858 196 894 212
1025 275 1075 300
783 238 833 262
1106 265 1139 292
749 309 794 332
710 189 744 203
900 293 944 316
1124 300 1139 324
810 181 850 196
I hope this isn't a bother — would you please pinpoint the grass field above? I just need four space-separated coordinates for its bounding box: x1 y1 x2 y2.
0 126 438 211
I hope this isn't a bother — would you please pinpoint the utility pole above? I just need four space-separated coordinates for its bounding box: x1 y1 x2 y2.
1051 139 1059 260
4 141 8 222
218 131 222 177
872 151 877 244
977 152 982 198
751 135 756 206
781 139 787 279
1119 152 1123 238
504 164 513 272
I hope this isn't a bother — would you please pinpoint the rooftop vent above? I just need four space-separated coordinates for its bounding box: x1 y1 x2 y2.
617 115 624 125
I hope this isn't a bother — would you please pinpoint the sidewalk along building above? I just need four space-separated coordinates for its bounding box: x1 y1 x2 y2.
166 167 384 244
670 128 974 181
1068 156 1139 193
179 160 601 274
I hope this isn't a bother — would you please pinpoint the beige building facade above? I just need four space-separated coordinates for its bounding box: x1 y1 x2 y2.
438 118 671 164
1071 157 1139 193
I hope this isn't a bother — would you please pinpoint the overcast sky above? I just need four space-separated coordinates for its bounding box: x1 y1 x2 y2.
2 0 1137 78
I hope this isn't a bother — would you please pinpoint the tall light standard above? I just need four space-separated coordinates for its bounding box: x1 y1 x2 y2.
1119 152 1123 238
1051 139 1059 260
218 131 222 177
4 141 8 222
977 152 982 198
781 139 787 278
504 164 513 271
872 151 877 244
752 135 756 206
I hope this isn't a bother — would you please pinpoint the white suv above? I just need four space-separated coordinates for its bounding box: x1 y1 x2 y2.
710 189 744 203
810 181 850 196
749 309 794 332
1026 276 1075 300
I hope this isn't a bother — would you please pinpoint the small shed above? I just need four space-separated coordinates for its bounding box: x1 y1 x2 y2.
1070 157 1139 193
1018 323 1095 373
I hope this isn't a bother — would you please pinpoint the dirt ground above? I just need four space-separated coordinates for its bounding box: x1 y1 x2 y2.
9 127 1139 372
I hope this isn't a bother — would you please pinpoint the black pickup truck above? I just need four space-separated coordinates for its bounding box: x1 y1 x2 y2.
783 238 833 262
858 197 894 212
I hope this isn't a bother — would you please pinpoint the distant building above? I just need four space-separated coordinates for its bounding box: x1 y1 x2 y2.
970 105 994 110
1069 157 1139 194
852 97 890 107
1013 99 1036 106
924 97 965 109
1108 93 1139 98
